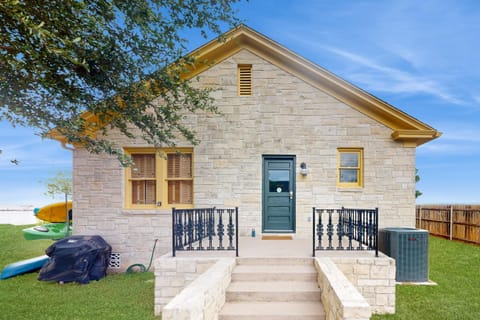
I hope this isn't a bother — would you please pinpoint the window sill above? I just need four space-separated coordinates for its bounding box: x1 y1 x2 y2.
121 209 171 216
336 187 364 193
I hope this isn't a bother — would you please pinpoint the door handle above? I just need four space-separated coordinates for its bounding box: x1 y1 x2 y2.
289 191 293 200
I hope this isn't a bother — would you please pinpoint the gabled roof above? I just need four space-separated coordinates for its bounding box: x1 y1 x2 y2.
182 24 441 147
52 24 440 147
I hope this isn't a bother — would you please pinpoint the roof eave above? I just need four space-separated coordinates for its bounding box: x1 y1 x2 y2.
391 130 443 147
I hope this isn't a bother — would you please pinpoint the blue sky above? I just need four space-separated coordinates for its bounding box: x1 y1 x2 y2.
1 0 479 205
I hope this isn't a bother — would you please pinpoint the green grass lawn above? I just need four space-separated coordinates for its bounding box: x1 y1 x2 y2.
1 224 479 320
373 236 480 320
0 224 158 320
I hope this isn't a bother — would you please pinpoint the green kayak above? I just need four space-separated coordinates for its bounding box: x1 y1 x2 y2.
23 223 72 241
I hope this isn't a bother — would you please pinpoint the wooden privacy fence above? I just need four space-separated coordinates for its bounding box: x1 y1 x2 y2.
416 205 480 244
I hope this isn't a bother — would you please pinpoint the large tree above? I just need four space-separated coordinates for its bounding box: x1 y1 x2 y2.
0 0 243 162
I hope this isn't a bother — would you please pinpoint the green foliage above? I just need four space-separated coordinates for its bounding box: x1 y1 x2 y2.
0 224 156 319
43 171 72 200
415 168 422 198
373 236 480 320
0 0 244 160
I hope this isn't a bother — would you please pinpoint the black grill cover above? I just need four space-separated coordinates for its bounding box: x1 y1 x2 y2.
38 235 112 284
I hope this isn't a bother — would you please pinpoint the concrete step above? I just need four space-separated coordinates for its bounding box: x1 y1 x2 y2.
219 256 324 319
236 257 314 266
232 264 317 282
218 301 325 320
226 281 321 302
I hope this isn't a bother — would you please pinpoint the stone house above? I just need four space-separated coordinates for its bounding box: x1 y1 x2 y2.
53 25 440 270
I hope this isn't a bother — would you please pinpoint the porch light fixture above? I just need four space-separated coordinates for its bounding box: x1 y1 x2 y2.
300 162 308 176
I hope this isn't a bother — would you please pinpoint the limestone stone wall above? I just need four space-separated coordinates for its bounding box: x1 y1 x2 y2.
154 255 235 316
158 258 236 319
72 48 416 267
315 257 372 320
72 148 173 269
331 255 396 314
188 49 416 235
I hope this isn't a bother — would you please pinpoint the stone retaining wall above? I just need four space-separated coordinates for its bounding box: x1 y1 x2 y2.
330 255 396 314
154 254 235 316
161 258 236 320
315 257 371 320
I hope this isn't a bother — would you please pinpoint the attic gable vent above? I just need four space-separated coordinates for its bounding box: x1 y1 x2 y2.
238 64 252 96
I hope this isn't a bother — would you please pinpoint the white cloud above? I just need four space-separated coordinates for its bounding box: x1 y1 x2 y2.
321 46 464 105
437 122 480 141
275 0 480 112
0 121 71 169
437 144 477 156
418 124 480 156
418 142 474 156
443 131 480 144
473 95 480 105
0 139 71 169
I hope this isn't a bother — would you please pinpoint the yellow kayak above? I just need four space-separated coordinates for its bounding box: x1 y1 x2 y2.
34 201 72 223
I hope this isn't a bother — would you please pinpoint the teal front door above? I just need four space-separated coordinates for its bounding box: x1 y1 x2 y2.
262 156 295 233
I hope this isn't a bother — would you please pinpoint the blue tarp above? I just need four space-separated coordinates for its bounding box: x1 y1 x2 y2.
38 235 111 284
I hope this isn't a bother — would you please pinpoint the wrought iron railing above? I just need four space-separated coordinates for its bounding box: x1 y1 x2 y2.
172 207 238 257
312 207 379 257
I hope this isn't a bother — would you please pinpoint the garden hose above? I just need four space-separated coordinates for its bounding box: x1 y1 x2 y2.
126 239 158 274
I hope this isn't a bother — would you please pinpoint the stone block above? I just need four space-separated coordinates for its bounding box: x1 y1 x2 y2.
160 287 181 297
353 264 370 275
176 260 197 273
374 258 394 266
157 257 176 271
375 293 389 306
370 265 393 278
375 286 395 294
357 279 391 287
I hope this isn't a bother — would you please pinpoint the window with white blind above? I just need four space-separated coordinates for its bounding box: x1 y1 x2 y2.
125 148 193 208
337 148 363 188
